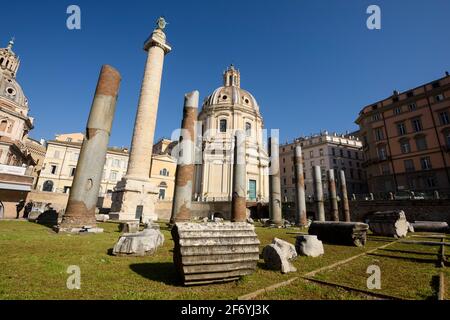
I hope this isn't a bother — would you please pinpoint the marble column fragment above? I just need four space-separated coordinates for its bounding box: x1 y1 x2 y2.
170 91 199 223
312 166 325 222
59 65 121 230
231 130 247 222
294 145 307 226
328 169 339 222
340 170 351 222
268 136 282 225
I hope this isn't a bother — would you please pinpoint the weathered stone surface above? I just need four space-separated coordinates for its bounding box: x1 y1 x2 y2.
172 222 260 285
96 214 109 222
262 238 297 273
309 221 369 247
411 221 449 233
295 235 324 257
112 228 164 256
119 221 140 233
367 210 409 238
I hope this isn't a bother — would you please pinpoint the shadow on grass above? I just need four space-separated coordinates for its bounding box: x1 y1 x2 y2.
379 248 438 256
430 275 441 300
367 252 439 265
130 262 182 286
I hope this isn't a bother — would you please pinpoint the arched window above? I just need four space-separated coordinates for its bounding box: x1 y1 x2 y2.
245 122 252 137
160 168 168 176
219 119 227 133
43 180 54 192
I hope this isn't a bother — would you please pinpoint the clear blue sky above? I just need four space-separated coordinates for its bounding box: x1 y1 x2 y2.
2 0 450 147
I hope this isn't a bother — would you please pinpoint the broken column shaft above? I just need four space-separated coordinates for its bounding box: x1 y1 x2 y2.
268 136 282 225
294 145 307 226
231 130 247 222
340 170 351 222
59 65 121 230
170 91 199 223
328 169 339 222
312 166 325 221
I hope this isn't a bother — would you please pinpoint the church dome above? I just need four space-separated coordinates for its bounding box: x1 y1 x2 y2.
0 73 28 108
0 39 28 109
202 65 260 112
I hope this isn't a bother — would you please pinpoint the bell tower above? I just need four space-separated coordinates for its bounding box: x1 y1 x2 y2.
223 64 240 87
0 38 20 78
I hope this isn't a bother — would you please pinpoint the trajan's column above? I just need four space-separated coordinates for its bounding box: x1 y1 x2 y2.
110 17 171 222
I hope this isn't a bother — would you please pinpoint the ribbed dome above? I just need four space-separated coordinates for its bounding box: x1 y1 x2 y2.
203 85 259 111
202 65 260 112
0 72 28 108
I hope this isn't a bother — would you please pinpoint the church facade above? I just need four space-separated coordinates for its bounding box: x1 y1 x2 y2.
193 66 269 203
0 39 36 218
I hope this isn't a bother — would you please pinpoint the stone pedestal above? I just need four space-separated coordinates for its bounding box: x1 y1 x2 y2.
109 178 158 223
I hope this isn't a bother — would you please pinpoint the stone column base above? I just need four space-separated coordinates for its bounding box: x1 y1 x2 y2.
109 177 159 223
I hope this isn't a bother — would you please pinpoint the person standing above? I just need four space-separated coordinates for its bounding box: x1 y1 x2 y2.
16 199 25 219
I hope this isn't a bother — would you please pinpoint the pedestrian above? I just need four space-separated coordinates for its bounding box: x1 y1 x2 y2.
24 201 33 219
16 199 25 219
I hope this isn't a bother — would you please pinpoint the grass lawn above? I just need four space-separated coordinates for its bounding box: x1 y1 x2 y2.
0 221 446 300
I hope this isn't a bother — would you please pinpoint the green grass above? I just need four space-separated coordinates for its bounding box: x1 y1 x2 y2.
0 221 445 300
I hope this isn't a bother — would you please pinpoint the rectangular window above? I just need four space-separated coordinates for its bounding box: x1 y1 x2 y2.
340 149 344 157
70 167 76 177
372 113 381 121
397 122 407 136
333 158 337 164
319 149 324 156
355 152 359 160
50 165 57 174
415 136 428 151
420 157 432 170
404 159 415 172
426 176 437 188
110 171 118 181
320 159 324 166
394 106 402 115
332 148 336 156
309 151 314 158
53 150 60 159
377 146 387 161
400 140 411 154
347 150 351 158
411 118 423 132
374 128 384 141
408 103 417 111
439 111 450 125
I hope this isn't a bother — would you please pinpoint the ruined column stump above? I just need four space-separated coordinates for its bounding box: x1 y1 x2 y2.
367 210 409 238
308 221 369 247
172 222 260 286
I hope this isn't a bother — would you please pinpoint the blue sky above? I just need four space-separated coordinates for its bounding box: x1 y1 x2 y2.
2 0 450 147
